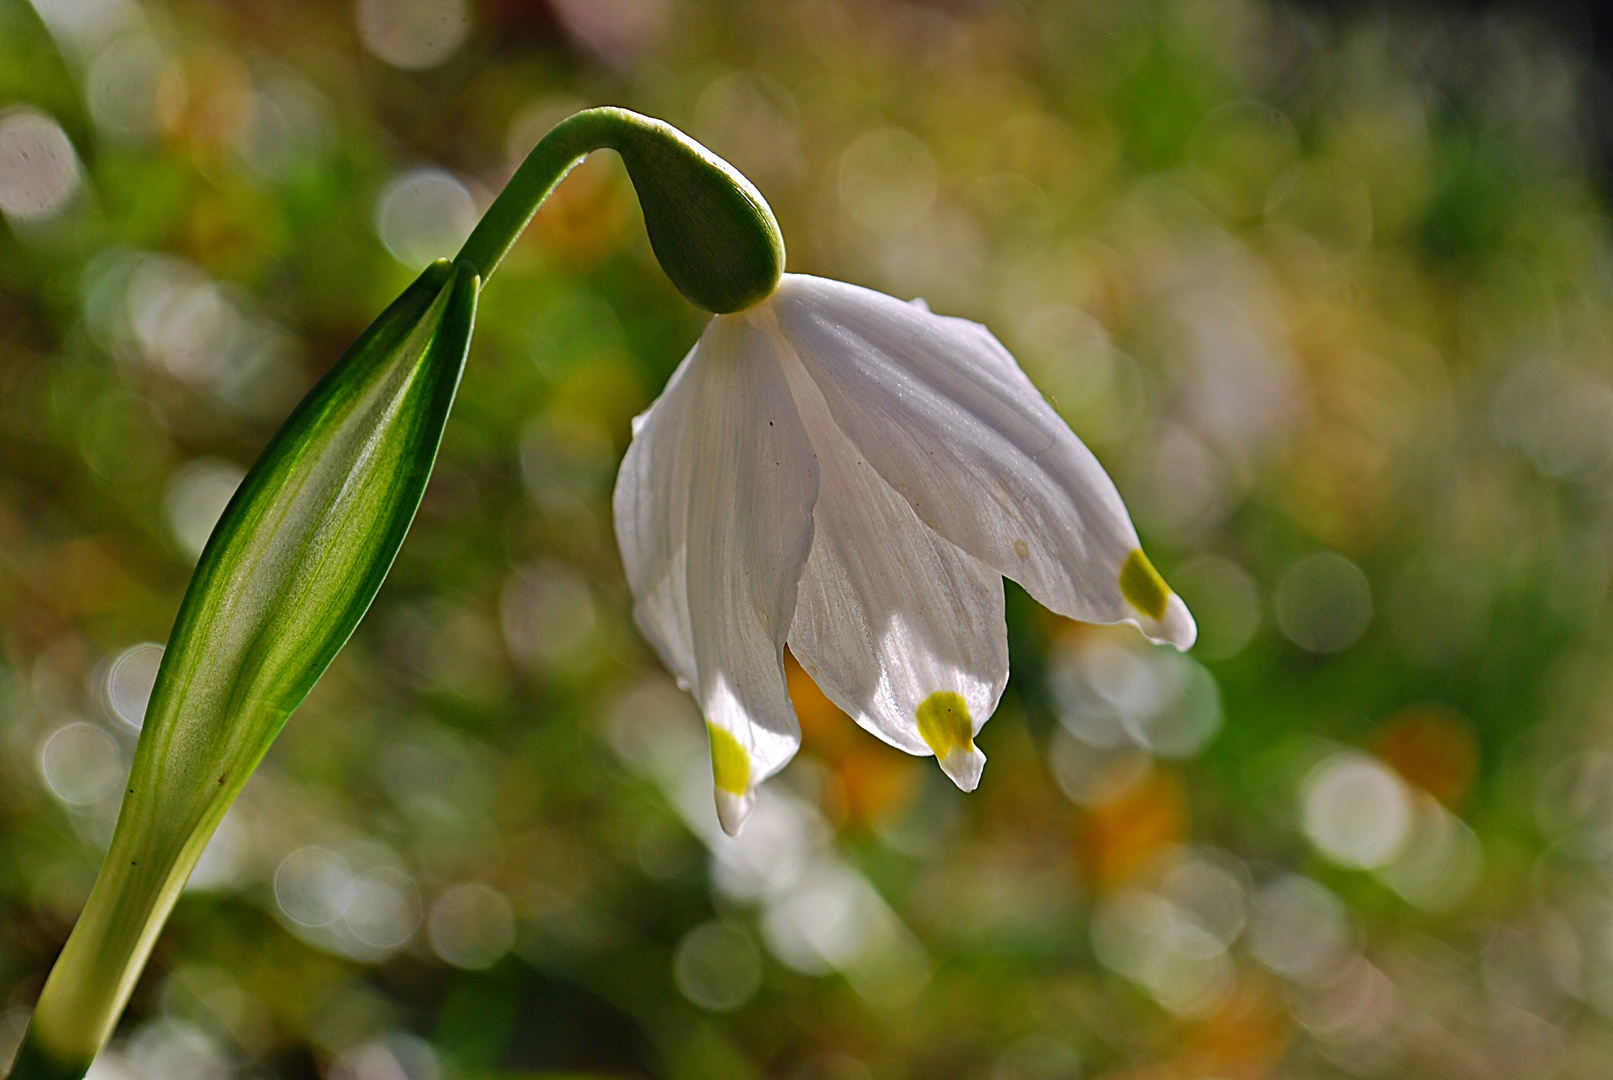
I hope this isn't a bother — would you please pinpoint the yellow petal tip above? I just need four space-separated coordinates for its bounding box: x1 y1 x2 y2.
1120 548 1171 621
706 722 754 834
916 691 984 791
706 721 751 792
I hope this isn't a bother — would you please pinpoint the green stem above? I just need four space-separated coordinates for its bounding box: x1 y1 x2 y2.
454 109 606 281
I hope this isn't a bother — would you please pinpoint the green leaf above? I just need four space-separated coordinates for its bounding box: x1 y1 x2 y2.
13 258 480 1079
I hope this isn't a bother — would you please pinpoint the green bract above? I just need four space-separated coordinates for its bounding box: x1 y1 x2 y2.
12 259 479 1078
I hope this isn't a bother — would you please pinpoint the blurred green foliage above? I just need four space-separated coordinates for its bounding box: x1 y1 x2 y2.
5 1 1613 1078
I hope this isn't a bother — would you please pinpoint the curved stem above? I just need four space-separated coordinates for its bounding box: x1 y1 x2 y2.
455 109 616 281
457 106 784 312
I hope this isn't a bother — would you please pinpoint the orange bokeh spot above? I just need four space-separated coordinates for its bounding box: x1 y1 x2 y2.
785 650 919 828
1372 703 1479 808
1079 761 1185 891
36 537 136 619
1173 975 1291 1080
786 649 858 757
529 153 634 265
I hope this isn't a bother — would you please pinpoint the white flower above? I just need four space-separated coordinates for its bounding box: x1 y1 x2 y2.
614 274 1195 834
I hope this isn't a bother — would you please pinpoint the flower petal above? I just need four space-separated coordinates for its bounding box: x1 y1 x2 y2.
770 275 1195 650
613 315 819 832
755 308 1008 790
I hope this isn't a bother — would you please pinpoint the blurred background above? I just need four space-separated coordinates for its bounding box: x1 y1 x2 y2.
4 0 1613 1076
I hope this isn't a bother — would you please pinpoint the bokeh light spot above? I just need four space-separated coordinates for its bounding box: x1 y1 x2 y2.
1092 887 1234 1015
1293 955 1396 1044
1050 639 1222 759
1376 792 1483 911
1372 703 1479 808
28 0 143 51
673 920 763 1011
838 127 937 233
1246 874 1351 984
1170 554 1261 660
1302 753 1411 869
328 1033 441 1080
1012 304 1116 415
274 847 354 928
428 882 514 969
104 642 163 729
1275 551 1372 654
375 167 478 269
86 35 174 141
1494 360 1613 482
126 1018 224 1080
185 810 250 893
499 561 597 670
548 0 668 71
159 964 267 1055
0 109 80 224
164 459 245 562
355 0 470 70
345 868 424 949
40 722 122 805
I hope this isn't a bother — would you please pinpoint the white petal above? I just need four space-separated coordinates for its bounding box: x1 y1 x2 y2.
615 342 702 694
935 738 985 791
613 315 819 832
713 786 757 836
769 275 1195 650
752 305 1007 788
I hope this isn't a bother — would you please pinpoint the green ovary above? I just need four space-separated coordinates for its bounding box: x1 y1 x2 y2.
706 722 752 794
916 691 975 761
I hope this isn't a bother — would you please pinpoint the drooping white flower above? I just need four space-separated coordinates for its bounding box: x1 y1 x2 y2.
614 274 1195 834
